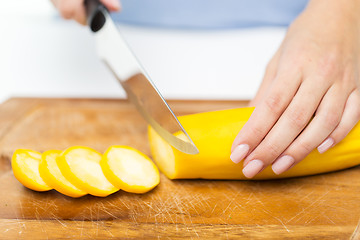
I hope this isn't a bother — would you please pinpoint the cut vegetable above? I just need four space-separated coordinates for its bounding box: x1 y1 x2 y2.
11 149 52 191
149 107 360 180
101 146 160 194
57 146 119 197
39 150 87 198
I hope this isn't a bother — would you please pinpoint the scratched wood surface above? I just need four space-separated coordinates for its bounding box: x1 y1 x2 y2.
0 98 359 239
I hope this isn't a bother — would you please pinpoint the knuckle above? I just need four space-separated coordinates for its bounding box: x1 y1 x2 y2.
278 57 301 73
264 61 277 77
248 125 264 139
287 107 309 129
341 67 357 87
322 110 341 130
297 140 314 155
264 142 282 160
264 94 286 115
317 52 341 78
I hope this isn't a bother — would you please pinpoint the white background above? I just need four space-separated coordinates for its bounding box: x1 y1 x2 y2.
0 0 286 103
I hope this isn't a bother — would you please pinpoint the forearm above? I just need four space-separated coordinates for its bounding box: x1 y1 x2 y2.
285 0 360 55
304 0 360 25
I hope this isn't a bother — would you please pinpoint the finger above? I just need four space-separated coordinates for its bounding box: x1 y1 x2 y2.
78 0 120 24
230 69 302 162
57 0 83 19
318 88 360 152
73 1 87 25
243 78 328 178
271 84 349 175
101 0 121 11
249 49 281 107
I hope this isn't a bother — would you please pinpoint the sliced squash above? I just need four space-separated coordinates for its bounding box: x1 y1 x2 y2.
57 146 118 197
12 149 52 191
101 146 160 194
39 150 87 198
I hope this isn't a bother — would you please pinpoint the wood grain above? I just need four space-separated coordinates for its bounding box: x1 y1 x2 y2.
0 98 359 239
0 220 355 240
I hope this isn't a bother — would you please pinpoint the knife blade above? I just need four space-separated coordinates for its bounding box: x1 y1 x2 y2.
84 0 199 155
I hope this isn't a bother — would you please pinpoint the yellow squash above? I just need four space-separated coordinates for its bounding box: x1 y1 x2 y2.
12 149 52 191
101 146 160 194
57 146 119 197
39 150 87 198
148 107 360 180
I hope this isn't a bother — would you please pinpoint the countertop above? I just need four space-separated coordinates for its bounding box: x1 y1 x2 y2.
1 98 360 239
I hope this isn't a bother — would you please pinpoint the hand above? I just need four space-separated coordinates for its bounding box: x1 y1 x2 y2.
230 0 360 178
51 0 120 25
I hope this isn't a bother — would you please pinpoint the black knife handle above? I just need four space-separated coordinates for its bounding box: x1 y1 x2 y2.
84 0 109 32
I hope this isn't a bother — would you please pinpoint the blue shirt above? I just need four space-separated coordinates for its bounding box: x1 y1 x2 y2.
112 0 309 29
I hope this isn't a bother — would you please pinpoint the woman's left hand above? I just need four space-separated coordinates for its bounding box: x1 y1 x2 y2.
230 0 360 178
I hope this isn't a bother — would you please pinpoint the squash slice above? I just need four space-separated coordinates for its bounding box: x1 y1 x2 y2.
39 150 87 198
12 149 52 191
101 146 160 194
57 146 118 197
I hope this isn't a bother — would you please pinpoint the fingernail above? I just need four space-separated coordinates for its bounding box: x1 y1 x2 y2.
242 160 264 178
272 155 295 175
317 138 334 154
230 144 250 164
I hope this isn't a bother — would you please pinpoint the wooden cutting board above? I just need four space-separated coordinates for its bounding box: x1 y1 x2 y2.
0 98 359 239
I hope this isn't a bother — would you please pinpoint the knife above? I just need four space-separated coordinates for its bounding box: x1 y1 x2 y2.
84 0 199 154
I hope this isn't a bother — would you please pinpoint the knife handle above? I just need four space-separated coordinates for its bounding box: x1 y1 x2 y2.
84 0 109 32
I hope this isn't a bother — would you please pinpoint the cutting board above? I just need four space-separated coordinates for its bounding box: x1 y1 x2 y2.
0 98 359 239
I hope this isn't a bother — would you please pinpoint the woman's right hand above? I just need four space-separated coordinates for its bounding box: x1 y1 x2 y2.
51 0 121 25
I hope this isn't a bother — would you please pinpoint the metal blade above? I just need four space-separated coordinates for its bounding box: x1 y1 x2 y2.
92 10 199 155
